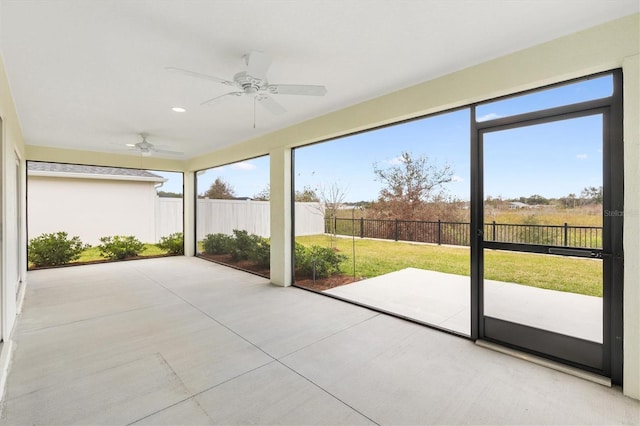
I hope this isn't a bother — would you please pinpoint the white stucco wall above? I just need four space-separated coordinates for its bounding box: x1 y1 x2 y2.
0 45 27 345
27 176 159 246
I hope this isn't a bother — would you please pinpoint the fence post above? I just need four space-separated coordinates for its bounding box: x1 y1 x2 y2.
437 220 442 245
334 216 337 236
492 221 496 241
394 219 399 241
564 222 568 246
360 217 364 238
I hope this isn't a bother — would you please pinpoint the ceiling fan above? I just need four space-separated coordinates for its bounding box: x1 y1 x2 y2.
166 51 327 116
124 133 183 157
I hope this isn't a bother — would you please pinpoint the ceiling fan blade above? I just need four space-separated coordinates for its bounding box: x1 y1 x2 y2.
200 92 243 106
257 94 286 115
245 51 272 80
165 66 234 86
267 84 327 96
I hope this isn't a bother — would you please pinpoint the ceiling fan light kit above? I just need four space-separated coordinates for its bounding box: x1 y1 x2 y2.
122 133 183 157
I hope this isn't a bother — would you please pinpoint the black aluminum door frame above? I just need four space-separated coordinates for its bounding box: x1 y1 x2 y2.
470 70 623 384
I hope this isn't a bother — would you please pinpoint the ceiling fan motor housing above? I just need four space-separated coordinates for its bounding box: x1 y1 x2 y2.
234 71 267 95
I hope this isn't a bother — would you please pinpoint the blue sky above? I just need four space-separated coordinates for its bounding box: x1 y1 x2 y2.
196 156 270 197
158 74 612 202
153 170 184 193
484 115 602 199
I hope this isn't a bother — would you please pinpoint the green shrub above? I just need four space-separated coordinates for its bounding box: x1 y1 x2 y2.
28 232 88 267
202 233 233 255
295 244 347 279
247 238 270 267
98 235 145 260
230 229 262 261
202 230 270 268
157 232 184 255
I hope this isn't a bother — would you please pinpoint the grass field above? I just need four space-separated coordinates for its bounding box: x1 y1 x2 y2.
77 244 167 262
337 205 602 227
46 235 602 297
31 244 169 267
296 235 602 297
488 205 602 227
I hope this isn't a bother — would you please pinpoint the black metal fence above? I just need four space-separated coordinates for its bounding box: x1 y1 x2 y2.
325 218 602 249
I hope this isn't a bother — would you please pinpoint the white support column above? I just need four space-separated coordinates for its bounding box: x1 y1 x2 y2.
269 147 292 287
183 171 196 257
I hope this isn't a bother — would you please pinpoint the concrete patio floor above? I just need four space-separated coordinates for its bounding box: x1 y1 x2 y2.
324 267 603 342
1 257 637 425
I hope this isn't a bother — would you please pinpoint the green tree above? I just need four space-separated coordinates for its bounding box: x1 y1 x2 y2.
157 190 183 198
253 184 320 202
526 194 549 205
203 177 236 199
581 186 603 205
295 185 320 202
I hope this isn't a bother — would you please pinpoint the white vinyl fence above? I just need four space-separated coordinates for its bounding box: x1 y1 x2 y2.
155 197 184 241
194 199 324 240
157 198 325 241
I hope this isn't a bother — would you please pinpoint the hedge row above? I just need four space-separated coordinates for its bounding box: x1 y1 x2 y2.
202 230 346 278
27 232 184 267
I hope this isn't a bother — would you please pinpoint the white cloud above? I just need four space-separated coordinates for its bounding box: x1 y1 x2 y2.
451 175 464 183
385 156 404 165
576 153 588 160
477 112 502 122
231 161 256 171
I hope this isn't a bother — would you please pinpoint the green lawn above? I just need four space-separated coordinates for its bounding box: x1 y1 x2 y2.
296 235 602 297
72 244 168 264
69 236 602 297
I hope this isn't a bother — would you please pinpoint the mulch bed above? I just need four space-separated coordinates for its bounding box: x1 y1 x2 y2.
198 253 271 277
294 274 359 291
197 253 360 291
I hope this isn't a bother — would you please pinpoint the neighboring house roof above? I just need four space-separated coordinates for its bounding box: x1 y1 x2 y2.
27 162 167 183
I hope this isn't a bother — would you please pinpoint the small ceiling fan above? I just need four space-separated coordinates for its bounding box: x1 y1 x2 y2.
166 51 327 116
124 133 183 157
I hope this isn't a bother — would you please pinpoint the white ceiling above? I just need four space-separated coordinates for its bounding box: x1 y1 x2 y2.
1 0 638 160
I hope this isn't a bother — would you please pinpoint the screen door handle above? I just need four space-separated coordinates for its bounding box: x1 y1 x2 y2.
548 248 598 258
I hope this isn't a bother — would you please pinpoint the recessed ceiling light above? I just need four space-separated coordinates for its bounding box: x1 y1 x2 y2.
171 107 186 112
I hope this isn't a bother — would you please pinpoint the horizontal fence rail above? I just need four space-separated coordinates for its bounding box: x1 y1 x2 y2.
326 218 602 249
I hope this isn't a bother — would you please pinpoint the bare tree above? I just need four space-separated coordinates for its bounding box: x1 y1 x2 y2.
314 182 347 248
253 184 270 201
372 151 454 220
